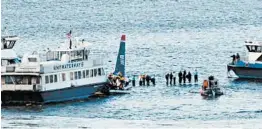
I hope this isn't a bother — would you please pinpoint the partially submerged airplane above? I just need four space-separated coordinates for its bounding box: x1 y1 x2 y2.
108 35 132 94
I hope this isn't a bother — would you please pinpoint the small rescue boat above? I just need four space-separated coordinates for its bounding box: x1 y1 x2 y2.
200 76 223 97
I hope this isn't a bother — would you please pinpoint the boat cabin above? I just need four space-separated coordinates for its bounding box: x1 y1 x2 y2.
245 41 262 61
1 36 20 66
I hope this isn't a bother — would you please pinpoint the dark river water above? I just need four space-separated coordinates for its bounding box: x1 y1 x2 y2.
2 0 262 128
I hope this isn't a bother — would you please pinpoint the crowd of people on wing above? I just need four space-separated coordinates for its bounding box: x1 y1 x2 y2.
165 69 198 85
137 74 156 86
230 53 240 65
107 72 129 90
107 72 157 89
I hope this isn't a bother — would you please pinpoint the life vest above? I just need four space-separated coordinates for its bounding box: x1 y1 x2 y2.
120 77 125 81
203 80 209 89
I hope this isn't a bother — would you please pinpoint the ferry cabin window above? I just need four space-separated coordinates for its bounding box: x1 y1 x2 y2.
62 73 66 81
83 71 86 78
1 77 5 85
31 77 40 84
74 71 78 80
46 52 53 61
5 76 33 85
45 76 49 84
98 68 101 76
70 52 75 58
46 51 59 61
36 77 40 84
78 71 81 79
1 60 8 66
53 52 59 60
31 77 36 84
86 70 89 78
50 75 54 83
1 76 5 84
90 69 94 77
70 72 74 80
71 50 84 61
5 76 13 84
28 58 37 62
54 75 58 82
77 51 83 58
94 69 97 77
28 76 32 85
60 51 68 59
102 68 105 75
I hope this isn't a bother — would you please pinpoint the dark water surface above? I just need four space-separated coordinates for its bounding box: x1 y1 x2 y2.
2 0 262 128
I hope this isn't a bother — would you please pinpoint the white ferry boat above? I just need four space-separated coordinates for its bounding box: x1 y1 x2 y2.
1 35 109 105
227 41 262 79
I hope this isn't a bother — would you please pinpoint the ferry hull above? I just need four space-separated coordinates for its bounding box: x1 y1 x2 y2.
1 83 107 106
228 65 262 79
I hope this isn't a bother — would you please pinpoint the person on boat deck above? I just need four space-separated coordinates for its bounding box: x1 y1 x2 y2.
187 72 192 83
178 71 182 84
173 72 176 85
169 72 173 85
230 54 236 64
194 70 198 83
132 75 136 86
139 75 143 86
183 70 186 84
236 53 240 62
165 73 170 85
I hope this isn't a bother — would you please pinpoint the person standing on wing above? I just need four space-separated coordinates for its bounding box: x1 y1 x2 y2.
194 69 198 83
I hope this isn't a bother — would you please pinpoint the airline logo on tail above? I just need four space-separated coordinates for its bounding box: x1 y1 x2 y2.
113 35 126 77
120 55 125 65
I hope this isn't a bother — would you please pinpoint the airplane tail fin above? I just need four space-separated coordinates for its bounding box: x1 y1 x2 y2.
113 35 126 77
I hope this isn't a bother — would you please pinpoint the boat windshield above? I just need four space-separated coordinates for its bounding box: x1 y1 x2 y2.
246 45 262 53
1 37 17 49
